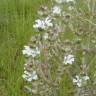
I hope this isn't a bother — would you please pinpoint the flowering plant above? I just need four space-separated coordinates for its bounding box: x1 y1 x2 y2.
22 0 96 95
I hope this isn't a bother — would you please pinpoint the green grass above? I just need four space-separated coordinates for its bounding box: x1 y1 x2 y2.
0 0 50 96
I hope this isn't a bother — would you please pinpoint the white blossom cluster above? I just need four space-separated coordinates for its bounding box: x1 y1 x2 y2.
21 0 94 95
22 46 40 82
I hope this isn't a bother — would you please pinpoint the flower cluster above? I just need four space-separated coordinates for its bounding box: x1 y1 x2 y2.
21 0 96 95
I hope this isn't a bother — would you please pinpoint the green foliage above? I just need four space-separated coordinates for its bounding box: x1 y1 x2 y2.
0 0 49 96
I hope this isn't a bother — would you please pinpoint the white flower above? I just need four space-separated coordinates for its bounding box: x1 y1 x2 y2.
63 54 74 65
73 75 90 87
66 0 74 2
22 46 40 57
43 33 49 40
82 75 89 81
52 6 61 15
33 19 46 29
22 46 33 56
55 0 65 4
33 17 53 30
68 6 74 10
73 75 82 87
44 17 53 27
55 0 74 3
22 71 38 82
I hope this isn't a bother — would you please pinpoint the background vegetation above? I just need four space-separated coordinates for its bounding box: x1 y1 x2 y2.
0 0 50 96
